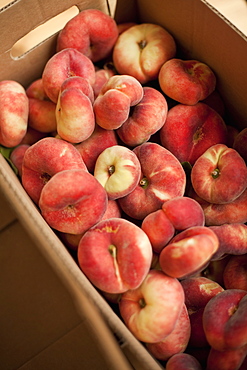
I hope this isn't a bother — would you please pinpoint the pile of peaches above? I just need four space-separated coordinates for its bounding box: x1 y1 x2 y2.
1 9 247 370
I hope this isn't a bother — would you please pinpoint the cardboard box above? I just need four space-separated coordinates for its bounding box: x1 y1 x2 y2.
0 0 247 369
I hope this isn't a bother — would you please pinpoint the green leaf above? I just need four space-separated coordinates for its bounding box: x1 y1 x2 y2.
0 145 18 175
0 145 13 159
181 161 192 176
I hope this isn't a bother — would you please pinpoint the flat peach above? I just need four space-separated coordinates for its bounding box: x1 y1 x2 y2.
10 144 30 177
117 86 168 147
56 9 119 62
189 187 247 226
166 353 203 370
77 217 153 294
60 76 94 103
223 254 247 291
28 97 57 133
92 64 116 99
203 289 247 351
58 232 83 252
56 85 95 143
0 80 29 148
141 209 175 253
101 199 122 220
159 226 219 279
158 58 216 105
39 169 108 235
141 196 204 253
161 196 205 230
94 145 141 200
42 48 95 103
160 102 228 165
22 137 87 204
209 223 247 260
181 276 224 348
93 74 144 130
146 304 191 361
119 269 184 343
118 142 186 220
113 23 176 84
191 144 247 204
206 344 247 370
58 199 121 252
26 78 48 100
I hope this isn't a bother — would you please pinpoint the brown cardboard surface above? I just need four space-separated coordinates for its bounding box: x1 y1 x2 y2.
1 0 247 369
0 187 16 229
0 220 80 369
19 323 114 370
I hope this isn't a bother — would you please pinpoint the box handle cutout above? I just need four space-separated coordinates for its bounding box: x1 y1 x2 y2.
10 6 79 59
